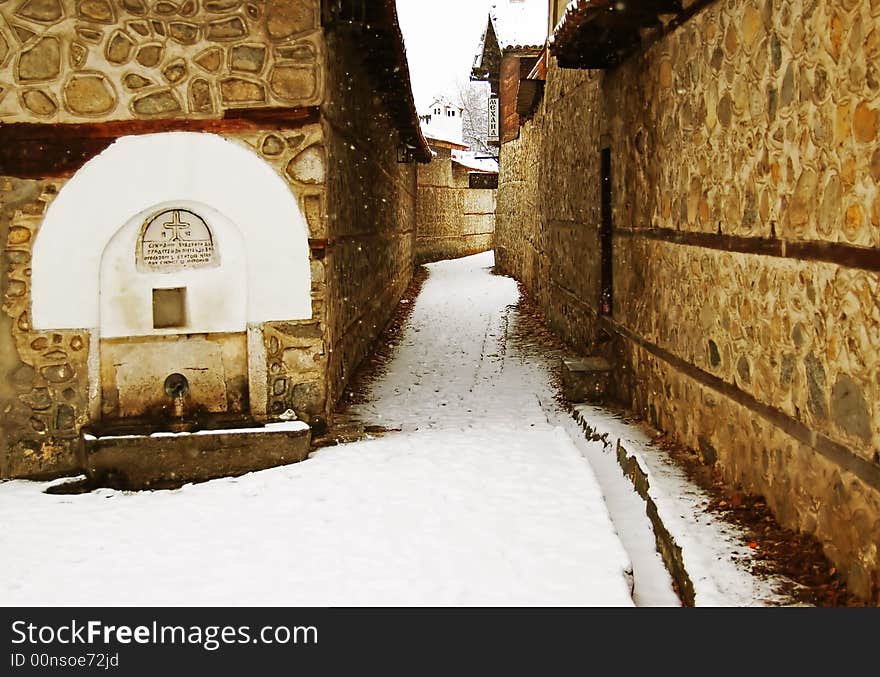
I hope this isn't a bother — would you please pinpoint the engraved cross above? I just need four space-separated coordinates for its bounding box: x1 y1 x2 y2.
162 210 191 242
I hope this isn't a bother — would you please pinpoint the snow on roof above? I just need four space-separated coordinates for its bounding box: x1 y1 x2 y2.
419 94 466 147
424 97 464 112
491 0 550 50
554 0 589 37
424 135 468 150
472 1 549 77
420 122 465 148
451 152 500 174
421 124 468 149
550 0 614 45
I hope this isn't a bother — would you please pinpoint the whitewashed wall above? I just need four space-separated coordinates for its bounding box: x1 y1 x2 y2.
32 132 312 332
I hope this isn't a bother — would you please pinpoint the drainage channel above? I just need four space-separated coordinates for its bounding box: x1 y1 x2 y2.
539 397 684 607
548 398 797 607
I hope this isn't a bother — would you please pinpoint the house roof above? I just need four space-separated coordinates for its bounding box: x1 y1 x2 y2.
472 2 549 80
420 98 466 148
326 0 431 162
471 17 500 81
423 130 469 151
492 1 551 51
425 97 464 112
452 152 500 174
549 0 688 69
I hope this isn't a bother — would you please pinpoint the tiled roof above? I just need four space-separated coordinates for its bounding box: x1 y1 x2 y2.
549 0 687 69
491 0 550 50
472 2 549 81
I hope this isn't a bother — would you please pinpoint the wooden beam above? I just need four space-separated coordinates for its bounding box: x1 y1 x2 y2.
602 316 880 493
0 107 321 179
553 0 715 70
616 227 880 274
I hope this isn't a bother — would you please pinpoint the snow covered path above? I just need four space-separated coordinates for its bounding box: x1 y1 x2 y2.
0 252 660 607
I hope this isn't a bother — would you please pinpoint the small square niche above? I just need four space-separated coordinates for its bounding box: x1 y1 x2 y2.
152 287 187 329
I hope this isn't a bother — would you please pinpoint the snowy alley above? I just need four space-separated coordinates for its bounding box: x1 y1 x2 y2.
1 253 795 607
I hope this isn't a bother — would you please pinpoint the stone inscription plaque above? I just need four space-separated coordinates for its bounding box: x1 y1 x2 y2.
137 208 218 273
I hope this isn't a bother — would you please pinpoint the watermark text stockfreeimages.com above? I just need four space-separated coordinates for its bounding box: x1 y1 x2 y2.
10 619 318 653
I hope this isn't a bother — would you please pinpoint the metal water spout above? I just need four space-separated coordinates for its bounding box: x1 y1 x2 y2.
163 373 189 420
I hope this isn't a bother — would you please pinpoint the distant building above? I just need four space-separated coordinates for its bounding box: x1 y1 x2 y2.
471 0 549 145
416 95 498 265
419 98 466 152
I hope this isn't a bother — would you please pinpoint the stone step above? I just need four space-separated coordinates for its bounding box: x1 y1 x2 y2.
80 421 311 490
561 356 613 403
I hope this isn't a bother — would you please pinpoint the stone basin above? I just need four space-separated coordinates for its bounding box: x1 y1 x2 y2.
79 420 312 490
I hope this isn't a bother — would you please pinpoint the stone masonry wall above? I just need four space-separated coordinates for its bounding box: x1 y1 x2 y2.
0 177 87 478
0 1 335 475
496 62 605 350
321 28 417 410
497 0 880 600
235 123 329 423
416 159 496 265
0 123 330 477
0 0 323 121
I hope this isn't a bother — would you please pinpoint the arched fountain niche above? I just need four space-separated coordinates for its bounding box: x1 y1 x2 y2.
98 200 249 424
32 131 312 431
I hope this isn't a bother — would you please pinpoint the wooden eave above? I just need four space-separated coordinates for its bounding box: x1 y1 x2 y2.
471 15 501 82
550 0 686 69
426 137 469 151
324 0 431 162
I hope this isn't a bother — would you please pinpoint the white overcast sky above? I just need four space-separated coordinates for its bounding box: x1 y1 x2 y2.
396 0 495 111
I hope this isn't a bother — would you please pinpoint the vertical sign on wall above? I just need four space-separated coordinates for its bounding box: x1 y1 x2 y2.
487 96 500 143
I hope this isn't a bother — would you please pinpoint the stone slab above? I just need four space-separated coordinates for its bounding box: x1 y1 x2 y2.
81 421 311 490
563 357 612 373
562 356 613 403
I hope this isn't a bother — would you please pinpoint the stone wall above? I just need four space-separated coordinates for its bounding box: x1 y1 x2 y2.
1 0 421 476
234 122 330 423
416 159 496 264
0 0 322 122
0 122 329 478
0 177 87 478
496 0 880 601
321 28 418 410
